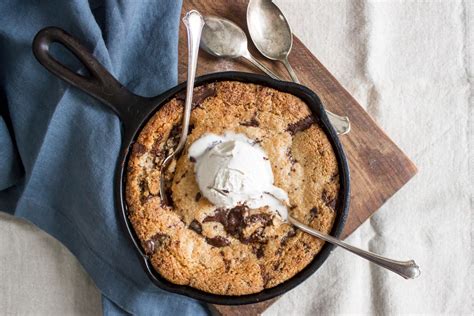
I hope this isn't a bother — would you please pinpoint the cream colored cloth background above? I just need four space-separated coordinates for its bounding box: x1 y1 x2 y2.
1 0 472 315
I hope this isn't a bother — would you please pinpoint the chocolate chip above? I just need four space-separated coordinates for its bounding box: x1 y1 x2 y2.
226 207 245 236
243 227 267 244
144 240 155 255
188 124 195 135
132 142 146 156
177 84 217 108
203 208 227 224
203 206 255 243
263 157 269 160
189 156 196 163
206 236 230 247
192 84 216 107
189 219 202 234
169 124 181 139
302 241 312 253
220 250 231 272
195 192 202 202
252 244 265 259
162 124 182 158
149 135 163 157
259 265 271 287
286 115 315 135
280 228 297 246
160 187 173 207
246 213 272 226
322 189 337 210
240 115 260 127
144 233 170 255
273 261 283 271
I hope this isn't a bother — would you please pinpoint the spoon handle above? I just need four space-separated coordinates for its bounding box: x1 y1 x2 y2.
288 216 421 279
242 51 282 80
325 111 351 135
282 57 300 83
160 10 204 203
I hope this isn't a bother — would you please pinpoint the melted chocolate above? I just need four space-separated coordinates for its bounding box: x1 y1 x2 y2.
240 115 260 127
226 207 246 236
203 206 271 247
203 208 228 224
176 83 217 108
286 115 315 135
132 142 146 156
259 264 271 287
189 219 202 234
242 227 266 244
195 192 202 202
246 213 272 226
159 186 173 207
206 236 230 247
144 233 170 255
252 244 265 259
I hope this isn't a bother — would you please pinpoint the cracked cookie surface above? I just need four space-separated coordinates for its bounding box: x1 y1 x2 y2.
125 81 339 295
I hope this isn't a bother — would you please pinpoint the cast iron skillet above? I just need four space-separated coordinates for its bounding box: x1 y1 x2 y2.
32 27 350 305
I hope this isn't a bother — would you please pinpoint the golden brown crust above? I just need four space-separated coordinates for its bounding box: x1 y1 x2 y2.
125 81 339 295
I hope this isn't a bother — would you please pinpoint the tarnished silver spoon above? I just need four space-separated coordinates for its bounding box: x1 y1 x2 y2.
247 0 298 82
247 0 351 135
160 10 204 204
200 15 281 80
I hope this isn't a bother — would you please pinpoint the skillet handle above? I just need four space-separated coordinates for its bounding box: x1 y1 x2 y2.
32 27 146 122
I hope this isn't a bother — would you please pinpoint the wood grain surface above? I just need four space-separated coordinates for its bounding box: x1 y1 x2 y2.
178 1 417 315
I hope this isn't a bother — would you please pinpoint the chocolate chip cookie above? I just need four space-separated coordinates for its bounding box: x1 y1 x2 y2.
126 81 339 295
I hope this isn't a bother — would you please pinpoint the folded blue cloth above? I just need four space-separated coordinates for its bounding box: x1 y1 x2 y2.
0 1 209 315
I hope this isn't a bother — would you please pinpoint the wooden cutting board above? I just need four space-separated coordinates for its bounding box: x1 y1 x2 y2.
178 1 417 315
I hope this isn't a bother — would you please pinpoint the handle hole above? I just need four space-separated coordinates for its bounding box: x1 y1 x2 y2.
50 42 92 78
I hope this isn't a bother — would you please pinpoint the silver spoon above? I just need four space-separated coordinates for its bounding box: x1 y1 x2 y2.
160 10 204 204
289 216 420 279
200 16 281 80
247 0 351 135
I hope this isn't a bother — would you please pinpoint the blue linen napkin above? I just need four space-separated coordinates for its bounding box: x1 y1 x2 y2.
0 0 209 315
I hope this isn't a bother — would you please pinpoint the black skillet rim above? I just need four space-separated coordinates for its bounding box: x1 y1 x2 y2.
117 71 350 305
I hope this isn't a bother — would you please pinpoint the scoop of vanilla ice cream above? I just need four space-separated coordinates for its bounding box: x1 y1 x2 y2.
188 132 289 219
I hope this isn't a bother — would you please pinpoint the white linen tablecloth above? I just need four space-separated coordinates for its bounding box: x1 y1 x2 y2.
1 1 472 315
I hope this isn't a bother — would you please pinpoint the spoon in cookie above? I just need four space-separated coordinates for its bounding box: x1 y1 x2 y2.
160 10 204 204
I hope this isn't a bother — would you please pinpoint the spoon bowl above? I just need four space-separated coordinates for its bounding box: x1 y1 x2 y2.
201 16 247 58
247 0 293 61
200 15 281 80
